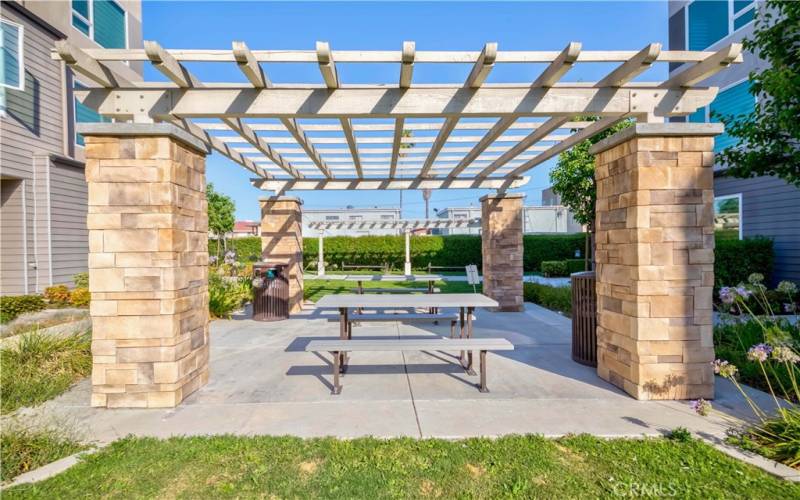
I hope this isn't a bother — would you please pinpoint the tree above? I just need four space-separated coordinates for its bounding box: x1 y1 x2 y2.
207 183 235 259
549 119 631 269
715 0 800 187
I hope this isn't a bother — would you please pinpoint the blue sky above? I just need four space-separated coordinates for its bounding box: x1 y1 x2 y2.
141 1 669 220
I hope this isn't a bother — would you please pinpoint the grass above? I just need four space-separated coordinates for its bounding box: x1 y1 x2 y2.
523 282 572 316
304 279 479 302
4 434 798 498
0 423 86 482
0 330 92 414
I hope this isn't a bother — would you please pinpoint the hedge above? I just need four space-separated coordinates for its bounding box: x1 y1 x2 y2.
523 283 572 316
0 295 46 324
211 234 774 283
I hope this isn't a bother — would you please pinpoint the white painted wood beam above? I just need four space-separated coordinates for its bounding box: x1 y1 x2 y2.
662 43 743 88
597 43 661 87
532 42 581 87
222 118 301 177
55 40 125 88
317 41 339 89
447 117 516 179
143 40 199 88
251 176 530 193
389 117 405 179
465 43 497 88
399 41 415 88
507 116 626 176
339 118 363 178
477 116 570 177
233 41 270 88
280 118 333 178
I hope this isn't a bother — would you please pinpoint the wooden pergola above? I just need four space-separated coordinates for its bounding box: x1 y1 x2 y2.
55 40 742 193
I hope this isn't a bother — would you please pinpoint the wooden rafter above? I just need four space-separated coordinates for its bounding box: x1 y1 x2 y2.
399 41 415 88
55 40 126 88
222 118 301 177
233 41 270 88
389 117 405 179
477 117 570 177
339 118 363 178
280 118 333 178
597 43 661 87
144 40 198 88
532 42 581 87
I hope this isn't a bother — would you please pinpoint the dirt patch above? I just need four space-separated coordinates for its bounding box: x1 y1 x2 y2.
465 463 486 478
298 459 320 475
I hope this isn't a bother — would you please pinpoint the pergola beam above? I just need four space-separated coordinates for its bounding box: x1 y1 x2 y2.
662 43 743 88
447 117 516 179
144 40 198 88
55 40 125 88
477 116 570 177
308 218 481 230
222 117 301 177
597 43 661 87
251 177 530 193
280 118 334 178
399 41 415 88
532 42 581 87
233 41 270 88
339 118 363 178
317 41 339 89
389 117 405 178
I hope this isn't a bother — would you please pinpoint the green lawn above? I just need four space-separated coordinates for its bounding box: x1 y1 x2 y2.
5 434 797 498
304 279 479 302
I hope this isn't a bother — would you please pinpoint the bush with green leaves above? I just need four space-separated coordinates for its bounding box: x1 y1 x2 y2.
714 237 774 288
69 288 91 308
72 272 89 289
0 295 47 324
541 260 568 277
208 273 251 319
43 285 71 306
523 282 572 316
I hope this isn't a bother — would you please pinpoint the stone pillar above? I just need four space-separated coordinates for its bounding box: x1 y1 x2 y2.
590 123 722 400
82 123 210 408
480 193 524 312
260 196 303 314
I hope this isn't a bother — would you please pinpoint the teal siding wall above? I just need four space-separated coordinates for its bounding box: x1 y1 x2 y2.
710 82 753 152
93 0 126 49
688 0 728 50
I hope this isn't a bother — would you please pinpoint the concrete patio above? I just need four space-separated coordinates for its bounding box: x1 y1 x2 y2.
17 303 777 444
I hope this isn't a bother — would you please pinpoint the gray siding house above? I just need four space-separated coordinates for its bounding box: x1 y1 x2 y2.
668 0 800 284
1 0 142 295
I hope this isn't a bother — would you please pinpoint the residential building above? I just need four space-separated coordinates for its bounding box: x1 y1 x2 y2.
435 205 583 235
668 0 800 283
541 187 561 206
1 0 142 295
229 220 260 239
303 207 402 237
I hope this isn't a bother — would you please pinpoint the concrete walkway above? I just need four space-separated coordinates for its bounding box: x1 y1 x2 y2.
14 303 778 444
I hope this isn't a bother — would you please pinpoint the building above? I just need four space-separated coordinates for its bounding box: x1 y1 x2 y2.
1 0 143 295
435 205 583 235
541 187 561 206
228 220 261 239
302 207 402 236
668 0 800 283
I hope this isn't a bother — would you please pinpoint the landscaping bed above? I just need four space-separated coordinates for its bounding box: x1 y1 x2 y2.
4 434 797 498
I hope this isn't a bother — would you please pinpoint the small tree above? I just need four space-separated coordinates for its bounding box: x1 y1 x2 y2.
207 183 235 259
715 0 800 187
549 120 631 270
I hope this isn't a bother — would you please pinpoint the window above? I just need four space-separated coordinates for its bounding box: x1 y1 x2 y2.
349 215 363 221
72 0 127 49
1 19 24 91
686 80 755 152
380 215 394 220
324 215 339 221
714 194 742 239
686 0 756 50
74 81 111 146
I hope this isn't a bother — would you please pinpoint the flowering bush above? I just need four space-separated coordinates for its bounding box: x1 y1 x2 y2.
43 285 71 306
695 273 800 468
69 288 91 308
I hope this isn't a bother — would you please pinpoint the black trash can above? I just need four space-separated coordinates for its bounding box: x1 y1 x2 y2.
571 271 597 367
252 263 289 321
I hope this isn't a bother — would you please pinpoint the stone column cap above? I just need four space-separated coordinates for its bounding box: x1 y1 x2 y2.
76 122 210 155
258 196 304 204
479 192 525 202
588 123 724 155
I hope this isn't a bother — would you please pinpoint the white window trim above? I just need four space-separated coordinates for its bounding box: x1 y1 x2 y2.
1 19 25 91
71 0 129 50
685 0 757 51
714 193 743 240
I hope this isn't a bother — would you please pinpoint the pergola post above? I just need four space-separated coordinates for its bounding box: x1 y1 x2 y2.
260 196 304 314
82 123 211 408
480 193 524 312
590 123 722 400
404 230 412 275
317 229 325 277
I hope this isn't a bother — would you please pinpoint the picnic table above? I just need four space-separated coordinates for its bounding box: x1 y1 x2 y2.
315 293 498 374
314 273 444 312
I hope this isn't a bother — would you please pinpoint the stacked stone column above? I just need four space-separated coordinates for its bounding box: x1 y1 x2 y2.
480 193 524 312
590 123 722 400
82 123 210 408
260 196 304 314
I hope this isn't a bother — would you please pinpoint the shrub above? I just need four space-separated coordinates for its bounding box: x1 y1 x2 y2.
541 260 568 277
69 288 91 308
0 422 85 481
523 234 586 272
523 282 572 316
208 273 250 319
565 259 587 274
209 238 262 263
72 272 89 289
0 331 92 414
44 285 71 306
0 295 47 324
715 237 774 287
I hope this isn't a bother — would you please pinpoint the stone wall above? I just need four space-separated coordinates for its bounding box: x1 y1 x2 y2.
591 123 721 400
83 125 210 408
260 197 304 314
480 193 524 312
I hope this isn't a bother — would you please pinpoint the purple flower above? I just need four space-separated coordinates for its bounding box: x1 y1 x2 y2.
771 346 800 364
719 287 735 305
209 255 218 265
690 399 712 416
784 303 797 314
747 343 773 363
735 286 752 300
711 359 738 378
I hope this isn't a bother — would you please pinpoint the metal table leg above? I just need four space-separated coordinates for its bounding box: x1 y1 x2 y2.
331 351 342 394
479 350 489 393
466 306 475 374
338 307 349 372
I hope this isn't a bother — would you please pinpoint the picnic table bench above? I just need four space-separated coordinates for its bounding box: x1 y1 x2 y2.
305 338 514 394
330 311 476 338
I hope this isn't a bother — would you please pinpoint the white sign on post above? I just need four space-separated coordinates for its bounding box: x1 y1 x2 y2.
465 264 480 292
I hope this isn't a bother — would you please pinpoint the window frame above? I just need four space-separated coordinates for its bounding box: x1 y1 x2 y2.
684 0 757 51
71 0 129 50
1 18 25 92
714 193 743 240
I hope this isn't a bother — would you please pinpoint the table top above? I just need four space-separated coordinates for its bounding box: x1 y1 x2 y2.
316 293 498 309
313 274 443 282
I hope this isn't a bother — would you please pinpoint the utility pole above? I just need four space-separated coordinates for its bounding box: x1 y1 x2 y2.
422 188 431 219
